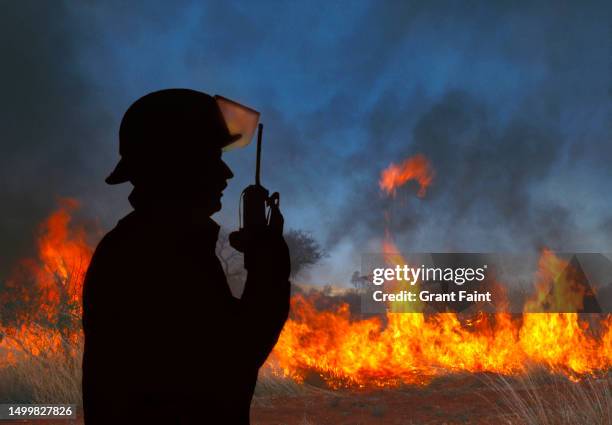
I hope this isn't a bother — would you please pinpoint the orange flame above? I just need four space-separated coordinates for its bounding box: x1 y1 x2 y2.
269 235 611 388
266 154 607 387
1 200 610 390
379 154 434 197
0 199 92 365
270 293 612 388
524 249 593 313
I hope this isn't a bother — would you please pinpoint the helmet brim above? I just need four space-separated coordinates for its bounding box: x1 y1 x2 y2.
105 158 131 185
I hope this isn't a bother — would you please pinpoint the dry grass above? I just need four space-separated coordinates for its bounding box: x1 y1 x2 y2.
254 367 334 407
0 346 322 405
0 344 83 405
255 371 308 398
1 347 610 425
482 371 612 425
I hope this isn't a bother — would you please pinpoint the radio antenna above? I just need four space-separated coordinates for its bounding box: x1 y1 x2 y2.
255 123 263 186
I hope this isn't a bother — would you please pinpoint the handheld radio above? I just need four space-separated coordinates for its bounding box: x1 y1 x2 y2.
230 123 283 267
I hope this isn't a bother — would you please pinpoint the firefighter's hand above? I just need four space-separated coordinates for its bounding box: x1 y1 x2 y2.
249 229 290 280
229 227 290 279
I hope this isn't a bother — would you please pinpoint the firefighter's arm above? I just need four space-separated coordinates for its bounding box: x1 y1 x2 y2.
236 229 291 368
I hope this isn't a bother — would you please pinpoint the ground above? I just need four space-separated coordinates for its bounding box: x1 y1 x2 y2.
1 373 609 425
251 375 502 425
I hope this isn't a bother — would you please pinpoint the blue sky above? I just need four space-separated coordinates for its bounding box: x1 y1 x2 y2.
2 1 611 283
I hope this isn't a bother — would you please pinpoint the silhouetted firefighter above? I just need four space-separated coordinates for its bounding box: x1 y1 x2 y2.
82 89 291 425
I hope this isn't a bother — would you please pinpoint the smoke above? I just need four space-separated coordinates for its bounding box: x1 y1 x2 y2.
0 3 129 278
313 1 612 283
0 3 85 274
327 86 608 259
1 1 611 285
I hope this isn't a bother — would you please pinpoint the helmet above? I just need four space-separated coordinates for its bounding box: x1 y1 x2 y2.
106 88 259 185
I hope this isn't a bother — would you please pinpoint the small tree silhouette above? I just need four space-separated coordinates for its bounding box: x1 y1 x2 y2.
215 228 326 295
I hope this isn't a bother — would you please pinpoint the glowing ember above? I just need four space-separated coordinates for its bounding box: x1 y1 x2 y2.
379 154 434 197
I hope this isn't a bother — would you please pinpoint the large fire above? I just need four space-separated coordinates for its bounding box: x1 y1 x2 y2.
1 157 611 390
270 296 612 388
268 154 612 387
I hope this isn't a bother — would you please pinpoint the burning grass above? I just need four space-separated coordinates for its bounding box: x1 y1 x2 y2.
269 293 612 388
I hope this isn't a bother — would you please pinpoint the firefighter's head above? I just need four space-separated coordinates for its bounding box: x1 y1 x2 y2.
106 89 257 214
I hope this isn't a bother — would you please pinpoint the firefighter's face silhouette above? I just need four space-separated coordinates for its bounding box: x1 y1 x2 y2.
195 152 234 214
129 149 234 216
174 150 234 215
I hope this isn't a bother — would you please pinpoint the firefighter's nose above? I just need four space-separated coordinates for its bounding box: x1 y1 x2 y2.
221 160 234 180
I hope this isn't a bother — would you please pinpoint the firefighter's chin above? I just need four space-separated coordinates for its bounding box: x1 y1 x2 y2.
193 192 223 216
209 197 223 215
